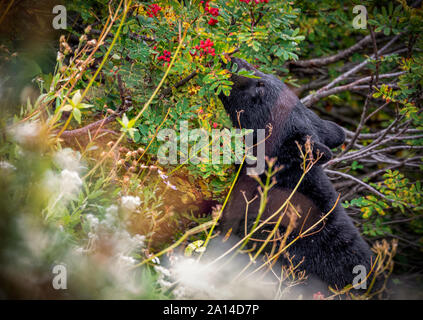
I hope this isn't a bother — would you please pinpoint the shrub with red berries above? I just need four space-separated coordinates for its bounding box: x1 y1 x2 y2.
96 0 304 195
208 18 218 26
147 4 162 17
157 50 172 66
191 39 216 58
240 0 269 4
201 1 220 26
205 1 219 16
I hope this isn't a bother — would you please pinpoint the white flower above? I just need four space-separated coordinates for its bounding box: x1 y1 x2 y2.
9 121 40 145
106 204 118 215
43 169 82 210
74 247 87 254
88 232 98 240
132 234 146 248
54 148 86 173
154 265 171 278
0 161 16 171
86 214 99 229
102 205 118 229
158 169 168 180
158 279 172 288
117 254 137 266
173 286 186 299
120 195 141 212
60 169 83 199
57 51 64 62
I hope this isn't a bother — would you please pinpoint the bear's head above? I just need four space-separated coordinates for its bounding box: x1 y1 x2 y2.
219 58 346 164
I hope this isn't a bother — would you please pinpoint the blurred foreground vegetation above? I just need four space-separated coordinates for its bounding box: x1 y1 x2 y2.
0 0 422 299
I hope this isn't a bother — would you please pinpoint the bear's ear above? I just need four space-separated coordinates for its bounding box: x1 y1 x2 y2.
319 120 346 149
301 104 345 149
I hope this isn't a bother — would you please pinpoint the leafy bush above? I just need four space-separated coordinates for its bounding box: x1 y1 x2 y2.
0 0 422 299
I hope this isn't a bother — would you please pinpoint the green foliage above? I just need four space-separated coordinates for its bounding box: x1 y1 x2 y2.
344 170 423 237
58 0 304 200
1 0 423 298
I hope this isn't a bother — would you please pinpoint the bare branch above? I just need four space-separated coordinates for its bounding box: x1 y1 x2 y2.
301 72 405 106
61 74 132 139
289 34 377 68
325 169 393 202
301 33 404 106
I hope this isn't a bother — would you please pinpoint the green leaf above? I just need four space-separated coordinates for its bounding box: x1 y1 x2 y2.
73 108 82 124
79 103 93 109
62 104 73 112
72 90 82 106
184 240 206 257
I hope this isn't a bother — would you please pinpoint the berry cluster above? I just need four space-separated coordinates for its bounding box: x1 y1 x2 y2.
240 0 269 4
147 4 162 17
205 1 219 16
157 50 172 66
201 1 219 26
191 38 215 58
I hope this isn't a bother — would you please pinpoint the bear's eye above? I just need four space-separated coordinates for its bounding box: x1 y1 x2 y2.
255 81 265 98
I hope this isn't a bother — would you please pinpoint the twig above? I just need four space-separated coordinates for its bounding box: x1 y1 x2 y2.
61 75 132 139
364 101 390 123
301 33 403 106
161 70 198 97
301 72 404 106
289 34 378 68
325 169 393 202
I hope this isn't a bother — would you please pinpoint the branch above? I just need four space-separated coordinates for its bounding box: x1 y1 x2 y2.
301 72 405 106
60 115 116 139
340 86 372 156
328 118 408 166
301 33 404 106
325 169 393 202
61 75 132 139
333 158 421 189
161 70 198 97
91 29 155 42
344 128 423 140
289 34 377 68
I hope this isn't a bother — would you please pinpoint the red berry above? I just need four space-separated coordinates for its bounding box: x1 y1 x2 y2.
208 18 218 26
147 4 162 17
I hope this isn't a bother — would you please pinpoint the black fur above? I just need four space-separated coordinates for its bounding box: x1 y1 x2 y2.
218 58 373 291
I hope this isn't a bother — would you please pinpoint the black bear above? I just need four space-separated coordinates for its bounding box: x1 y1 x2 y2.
217 58 373 292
